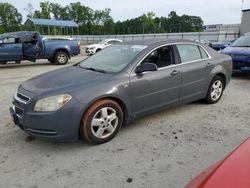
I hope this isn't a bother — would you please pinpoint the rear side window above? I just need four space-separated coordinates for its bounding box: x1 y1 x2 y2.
199 46 209 59
176 44 202 63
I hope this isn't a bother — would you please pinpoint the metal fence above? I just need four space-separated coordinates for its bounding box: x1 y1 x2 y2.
73 30 239 43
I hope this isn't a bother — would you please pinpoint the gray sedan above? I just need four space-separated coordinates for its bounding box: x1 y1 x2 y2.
10 39 232 144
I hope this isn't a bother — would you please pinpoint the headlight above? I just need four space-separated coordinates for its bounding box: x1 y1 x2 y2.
34 94 72 112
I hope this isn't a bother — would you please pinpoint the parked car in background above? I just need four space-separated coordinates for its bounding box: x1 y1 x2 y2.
194 39 212 47
211 39 234 51
10 39 232 144
0 31 80 65
85 39 122 55
221 36 250 73
185 137 250 188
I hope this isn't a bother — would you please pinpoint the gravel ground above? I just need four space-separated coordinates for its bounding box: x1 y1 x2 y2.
0 56 250 188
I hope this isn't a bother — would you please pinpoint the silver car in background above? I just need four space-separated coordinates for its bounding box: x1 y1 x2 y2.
10 39 232 144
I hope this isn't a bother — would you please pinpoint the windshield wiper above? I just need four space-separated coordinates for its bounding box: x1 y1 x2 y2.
81 66 107 74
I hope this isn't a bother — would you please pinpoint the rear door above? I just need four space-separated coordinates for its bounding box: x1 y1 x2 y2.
0 37 23 61
23 33 44 62
175 44 213 103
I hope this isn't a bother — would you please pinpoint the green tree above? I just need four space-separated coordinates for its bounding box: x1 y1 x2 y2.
0 3 22 33
40 1 51 19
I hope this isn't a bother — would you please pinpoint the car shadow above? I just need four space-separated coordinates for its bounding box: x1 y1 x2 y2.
232 72 250 80
0 62 53 69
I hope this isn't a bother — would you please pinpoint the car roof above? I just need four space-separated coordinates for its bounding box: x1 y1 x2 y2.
123 39 199 46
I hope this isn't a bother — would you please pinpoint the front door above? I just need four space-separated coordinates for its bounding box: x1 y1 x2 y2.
23 33 44 62
130 45 181 116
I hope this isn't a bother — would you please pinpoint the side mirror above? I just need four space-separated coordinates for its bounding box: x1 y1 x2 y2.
135 62 158 74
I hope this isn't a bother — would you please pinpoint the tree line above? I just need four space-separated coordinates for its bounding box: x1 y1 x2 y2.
0 1 204 35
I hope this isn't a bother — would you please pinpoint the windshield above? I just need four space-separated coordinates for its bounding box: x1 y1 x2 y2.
79 44 147 73
231 36 250 47
98 39 109 44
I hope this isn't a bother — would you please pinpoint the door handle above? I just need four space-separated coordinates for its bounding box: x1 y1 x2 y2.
206 63 212 67
171 70 180 75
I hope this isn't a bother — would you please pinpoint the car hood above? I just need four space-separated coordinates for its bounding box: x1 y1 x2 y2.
21 66 110 94
222 46 250 55
185 138 250 188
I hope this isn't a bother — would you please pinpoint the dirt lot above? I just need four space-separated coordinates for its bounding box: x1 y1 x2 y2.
0 56 250 188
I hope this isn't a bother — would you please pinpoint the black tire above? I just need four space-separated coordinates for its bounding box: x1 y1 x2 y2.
80 99 123 144
54 51 69 65
47 58 55 63
0 61 7 65
205 75 225 104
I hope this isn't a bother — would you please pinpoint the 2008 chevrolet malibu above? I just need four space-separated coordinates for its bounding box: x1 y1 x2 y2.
10 39 232 144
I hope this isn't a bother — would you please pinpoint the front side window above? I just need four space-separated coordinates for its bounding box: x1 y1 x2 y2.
142 46 174 68
176 44 202 63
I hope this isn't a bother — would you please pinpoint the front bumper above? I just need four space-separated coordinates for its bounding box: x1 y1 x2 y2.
10 88 83 141
85 48 95 55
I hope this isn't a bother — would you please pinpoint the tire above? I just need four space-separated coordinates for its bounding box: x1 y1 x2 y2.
0 61 7 65
47 58 55 63
205 75 224 104
80 99 123 144
54 51 69 65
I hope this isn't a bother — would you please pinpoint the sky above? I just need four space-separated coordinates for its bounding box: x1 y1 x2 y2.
2 0 250 25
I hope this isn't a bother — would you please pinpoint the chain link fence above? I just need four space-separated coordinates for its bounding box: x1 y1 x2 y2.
72 30 239 44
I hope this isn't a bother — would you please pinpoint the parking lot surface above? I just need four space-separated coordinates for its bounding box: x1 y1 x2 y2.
0 56 250 188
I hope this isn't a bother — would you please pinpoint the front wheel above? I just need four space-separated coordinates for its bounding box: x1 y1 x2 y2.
205 76 224 104
80 99 123 144
54 51 69 65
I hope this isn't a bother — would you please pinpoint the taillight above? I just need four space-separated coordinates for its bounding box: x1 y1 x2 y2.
77 42 81 49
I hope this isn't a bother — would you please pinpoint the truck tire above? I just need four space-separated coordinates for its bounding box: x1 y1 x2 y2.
54 51 69 65
0 61 7 65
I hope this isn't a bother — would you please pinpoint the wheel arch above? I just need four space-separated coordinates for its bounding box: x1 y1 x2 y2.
215 72 226 89
54 48 70 59
78 95 129 138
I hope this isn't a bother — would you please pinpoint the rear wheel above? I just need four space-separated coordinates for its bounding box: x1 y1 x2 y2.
80 99 123 144
54 51 69 65
205 76 224 104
